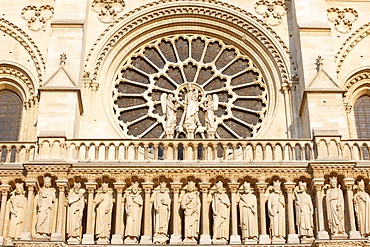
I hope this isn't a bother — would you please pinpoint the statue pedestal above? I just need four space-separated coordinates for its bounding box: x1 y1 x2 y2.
199 234 212 244
19 232 31 240
81 233 94 244
331 232 348 240
111 234 123 244
317 230 330 240
301 236 315 244
50 232 63 241
242 238 258 244
229 234 241 244
124 236 139 244
212 238 228 244
169 234 182 244
0 236 3 245
67 237 81 244
96 237 110 244
349 230 363 239
287 233 300 243
140 234 152 244
271 236 286 244
258 234 271 244
182 238 197 245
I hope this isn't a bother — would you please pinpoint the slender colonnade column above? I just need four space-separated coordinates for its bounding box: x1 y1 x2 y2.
199 182 211 244
51 179 68 241
284 182 299 243
82 181 97 244
170 182 182 244
228 182 241 244
20 179 37 240
0 184 10 244
343 178 361 239
256 181 270 244
141 182 154 244
312 178 329 239
111 182 125 244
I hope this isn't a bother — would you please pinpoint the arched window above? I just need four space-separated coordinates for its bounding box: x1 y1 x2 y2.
354 95 370 139
0 90 22 141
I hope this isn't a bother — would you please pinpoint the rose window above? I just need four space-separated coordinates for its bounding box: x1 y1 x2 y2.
113 35 268 139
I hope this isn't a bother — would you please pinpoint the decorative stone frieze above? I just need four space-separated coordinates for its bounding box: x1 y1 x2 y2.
21 5 54 31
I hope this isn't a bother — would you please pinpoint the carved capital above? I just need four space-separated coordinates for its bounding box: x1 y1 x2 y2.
142 182 154 193
283 181 296 194
228 182 240 194
343 177 355 191
55 179 68 192
256 182 268 194
199 182 211 193
312 178 325 192
0 184 11 195
113 182 126 193
85 182 97 194
170 182 182 194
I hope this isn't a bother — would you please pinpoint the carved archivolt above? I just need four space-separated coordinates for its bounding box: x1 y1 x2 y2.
335 22 370 73
113 34 268 139
327 7 358 34
84 0 292 85
91 0 125 23
0 18 45 85
21 5 54 31
254 0 287 26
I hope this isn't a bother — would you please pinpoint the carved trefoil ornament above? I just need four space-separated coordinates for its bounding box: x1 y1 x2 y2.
21 5 54 31
91 0 125 23
254 0 287 26
327 7 358 33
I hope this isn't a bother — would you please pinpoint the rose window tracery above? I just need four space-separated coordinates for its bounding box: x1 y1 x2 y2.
113 35 268 139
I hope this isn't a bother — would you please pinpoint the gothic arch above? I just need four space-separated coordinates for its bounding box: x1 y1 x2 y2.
0 18 45 86
84 0 294 139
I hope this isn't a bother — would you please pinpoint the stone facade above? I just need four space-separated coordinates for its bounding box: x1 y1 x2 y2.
0 0 370 246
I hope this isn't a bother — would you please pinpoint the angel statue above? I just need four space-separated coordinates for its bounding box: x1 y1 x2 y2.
204 94 218 138
161 93 178 138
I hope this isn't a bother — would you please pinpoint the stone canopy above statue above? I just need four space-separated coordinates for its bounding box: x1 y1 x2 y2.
113 34 268 139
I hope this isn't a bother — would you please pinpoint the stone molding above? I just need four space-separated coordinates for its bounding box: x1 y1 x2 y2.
84 0 293 85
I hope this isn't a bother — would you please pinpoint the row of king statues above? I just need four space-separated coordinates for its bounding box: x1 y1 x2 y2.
3 176 370 245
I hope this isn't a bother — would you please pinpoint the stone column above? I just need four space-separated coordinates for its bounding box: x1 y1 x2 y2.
51 180 68 241
20 179 37 240
228 182 241 244
0 184 10 244
111 182 125 244
343 178 362 239
312 178 329 239
170 182 182 244
82 182 97 244
284 182 299 243
199 182 211 244
256 182 270 244
141 182 153 244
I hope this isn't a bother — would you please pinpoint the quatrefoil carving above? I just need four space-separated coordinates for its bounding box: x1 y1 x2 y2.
21 5 54 31
91 0 125 23
327 7 358 33
254 0 287 26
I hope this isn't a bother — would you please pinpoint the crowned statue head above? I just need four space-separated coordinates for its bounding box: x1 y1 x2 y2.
131 182 139 194
273 180 281 193
159 181 167 193
44 176 52 188
329 177 338 188
73 182 81 193
187 181 196 192
101 182 109 193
